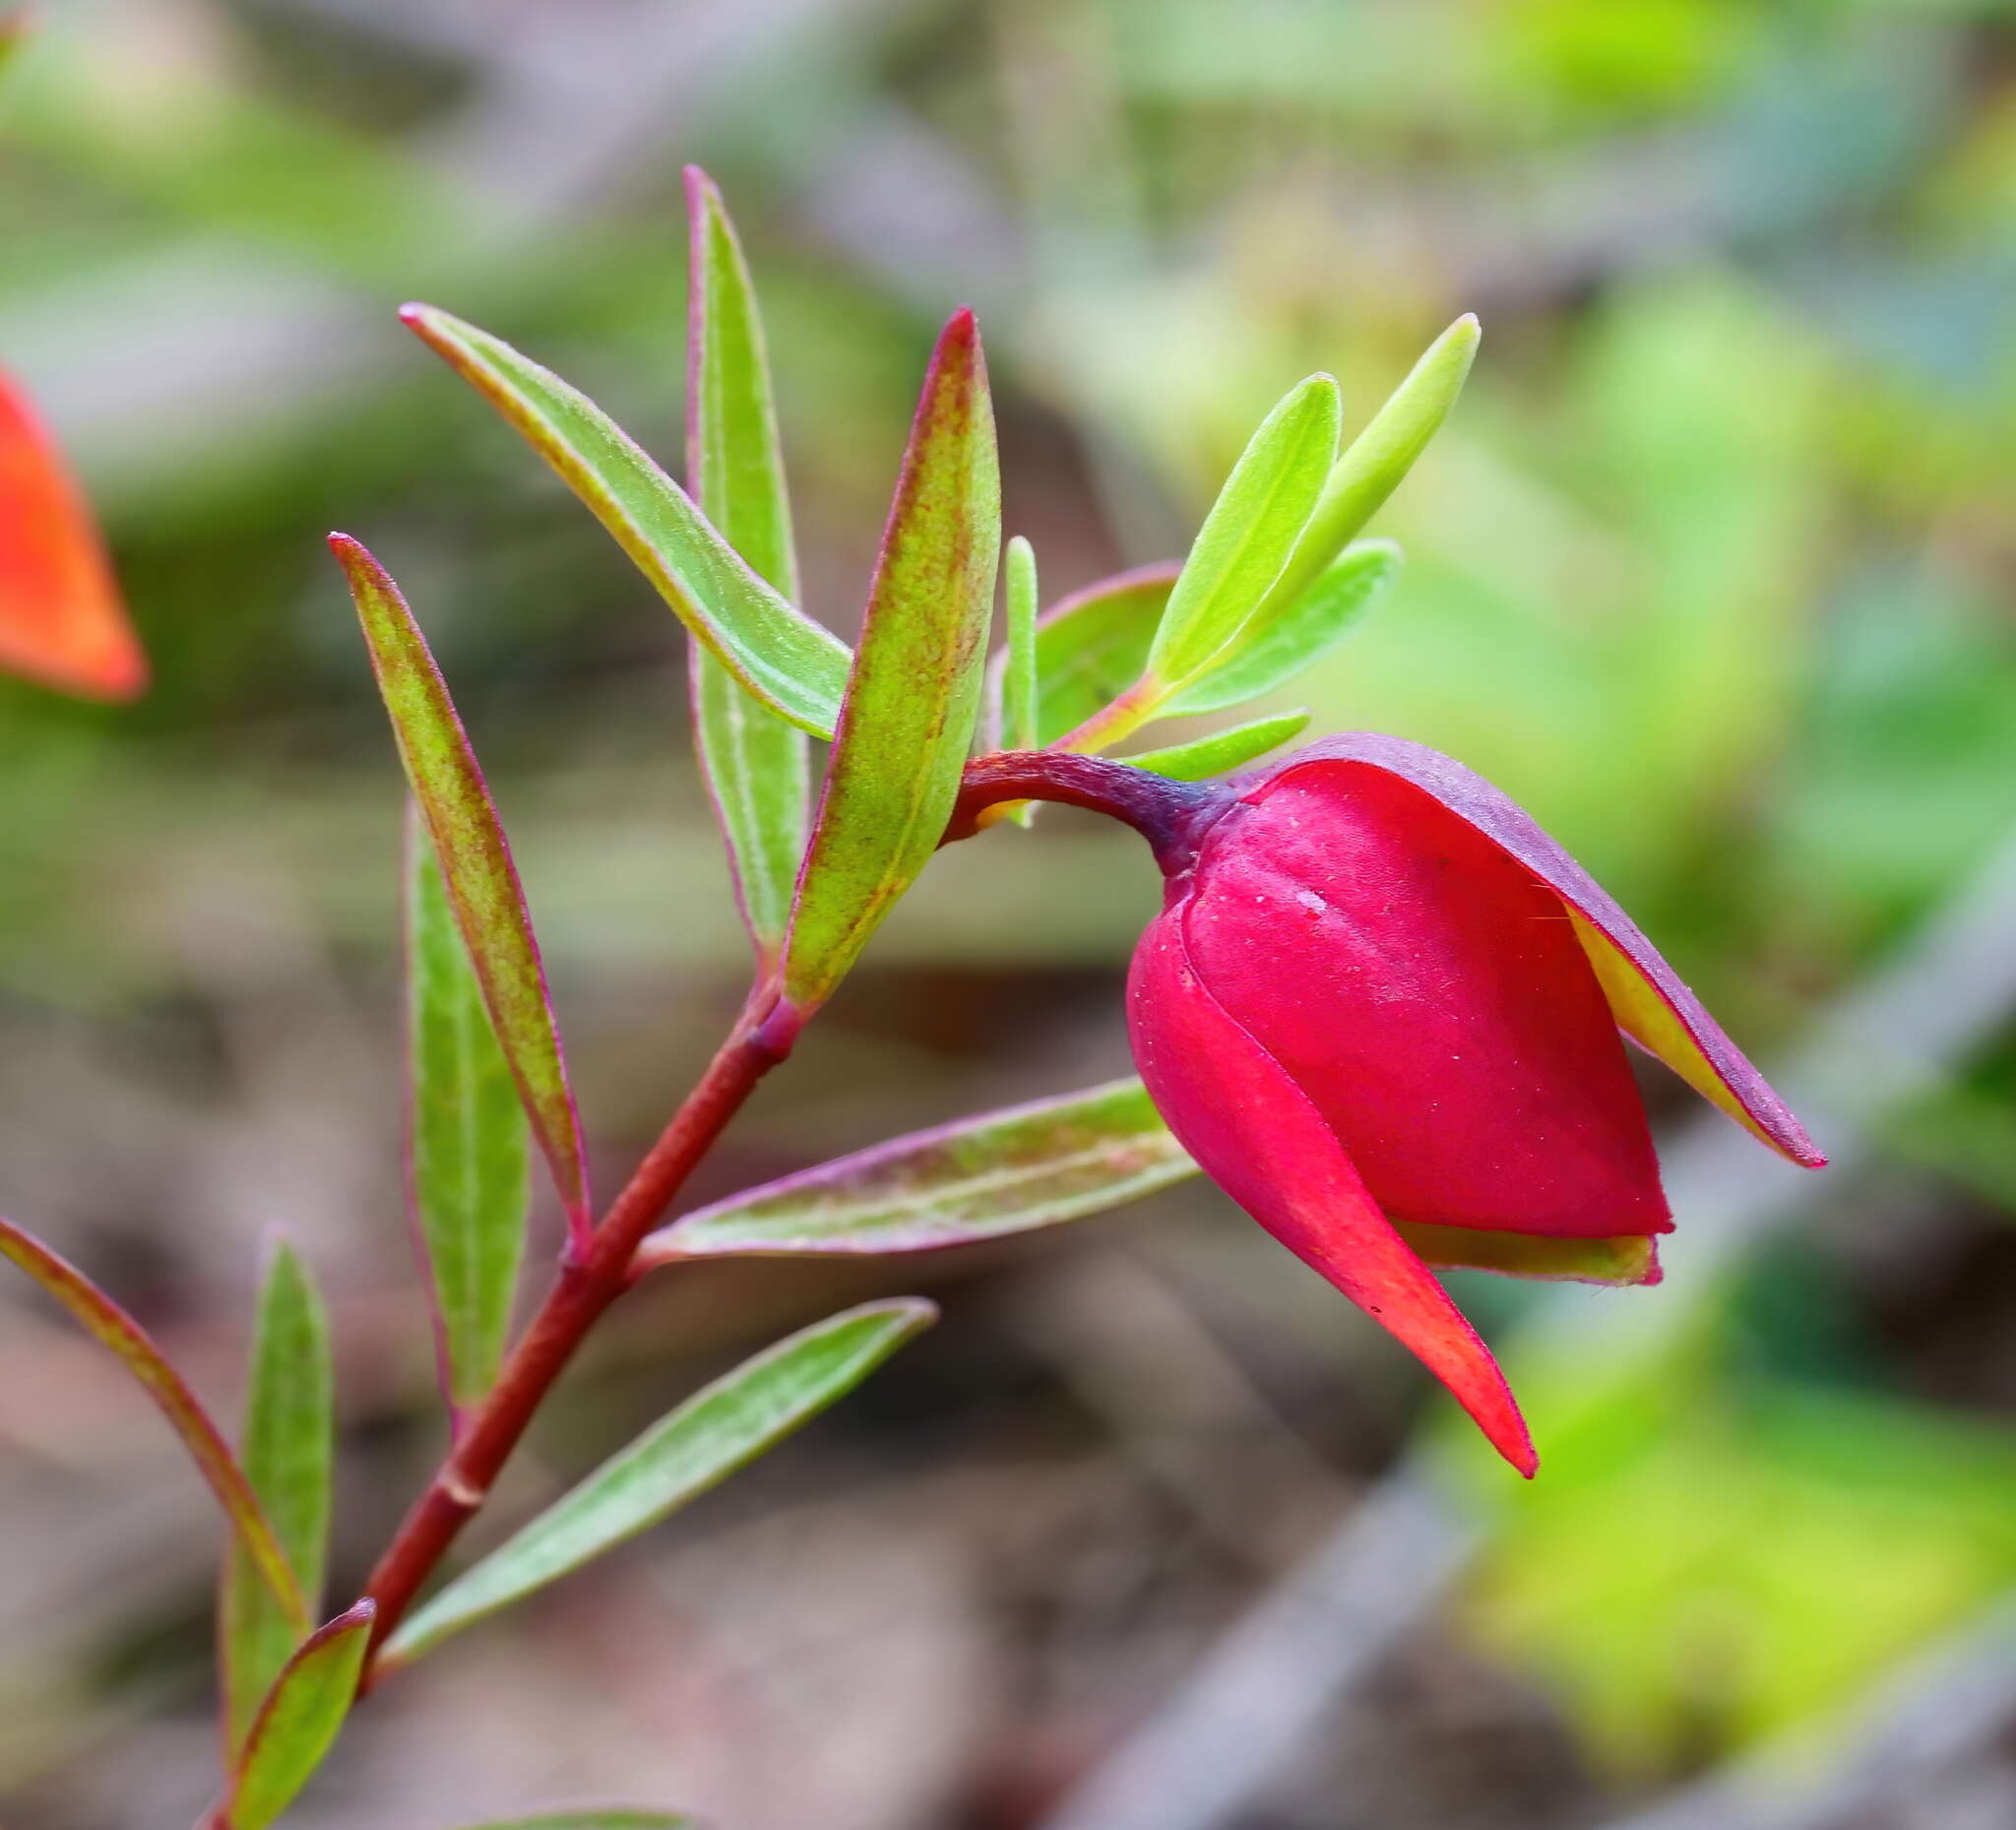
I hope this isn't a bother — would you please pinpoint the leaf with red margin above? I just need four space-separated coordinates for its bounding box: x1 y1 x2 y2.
781 310 1000 1011
1267 734 1825 1168
1126 922 1537 1476
0 1217 308 1627
401 304 849 737
333 536 592 1241
219 1601 373 1830
1024 561 1175 745
634 1076 1659 1287
0 368 147 700
220 1240 334 1757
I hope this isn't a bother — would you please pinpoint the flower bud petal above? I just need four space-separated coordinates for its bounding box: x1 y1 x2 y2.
1269 735 1823 1168
1185 760 1672 1238
1128 918 1537 1477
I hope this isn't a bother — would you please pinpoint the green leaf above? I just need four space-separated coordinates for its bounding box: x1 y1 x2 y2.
222 1601 373 1830
636 1078 1657 1286
990 534 1042 826
447 1816 698 1830
407 821 531 1417
1255 314 1477 621
684 167 810 965
999 535 1040 752
401 303 850 738
1143 374 1341 691
1163 539 1400 716
780 311 1001 1011
220 1242 334 1757
382 1300 936 1667
1123 711 1310 782
0 12 27 80
0 1217 308 1632
333 536 591 1241
640 1078 1195 1265
1031 563 1175 746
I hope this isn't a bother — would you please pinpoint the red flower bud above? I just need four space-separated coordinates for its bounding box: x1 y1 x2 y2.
1115 734 1822 1477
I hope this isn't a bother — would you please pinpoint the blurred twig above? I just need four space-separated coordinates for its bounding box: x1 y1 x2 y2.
1040 819 2016 1830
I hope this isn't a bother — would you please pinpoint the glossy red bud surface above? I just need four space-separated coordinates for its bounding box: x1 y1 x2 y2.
1119 733 1822 1474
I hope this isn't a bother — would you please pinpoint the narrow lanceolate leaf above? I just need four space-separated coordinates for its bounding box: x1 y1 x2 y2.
333 536 590 1241
781 310 1000 1011
403 304 849 737
685 166 810 964
221 1602 373 1830
639 1078 1195 1267
408 822 531 1417
1124 711 1310 782
1256 314 1477 621
221 1243 334 1757
0 367 148 700
1142 374 1341 692
1163 539 1399 716
0 1218 306 1630
1031 563 1175 746
998 535 1040 752
636 1079 1656 1286
990 534 1043 826
383 1300 936 1666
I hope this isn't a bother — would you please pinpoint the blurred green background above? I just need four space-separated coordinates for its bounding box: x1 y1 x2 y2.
4 2 2016 1827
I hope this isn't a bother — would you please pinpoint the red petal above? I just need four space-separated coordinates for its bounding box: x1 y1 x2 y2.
0 370 146 700
1128 913 1537 1476
1267 735 1823 1168
1188 762 1671 1238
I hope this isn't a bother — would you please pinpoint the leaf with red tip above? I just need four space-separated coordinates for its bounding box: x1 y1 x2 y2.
0 368 148 700
684 168 811 965
220 1601 373 1830
0 11 28 77
402 304 849 736
637 1077 1195 1269
0 1217 308 1627
220 1241 334 1757
636 1075 1651 1286
1284 733 1825 1169
333 536 592 1237
781 311 1000 1011
1127 924 1537 1476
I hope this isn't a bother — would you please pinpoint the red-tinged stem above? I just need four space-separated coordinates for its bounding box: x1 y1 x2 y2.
358 750 1197 1684
945 749 1221 872
356 992 802 1681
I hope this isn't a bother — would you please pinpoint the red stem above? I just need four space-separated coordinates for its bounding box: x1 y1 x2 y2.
356 752 1191 1686
357 993 800 1680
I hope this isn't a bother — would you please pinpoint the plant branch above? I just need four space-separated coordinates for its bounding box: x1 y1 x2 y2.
946 750 1219 869
356 990 801 1681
